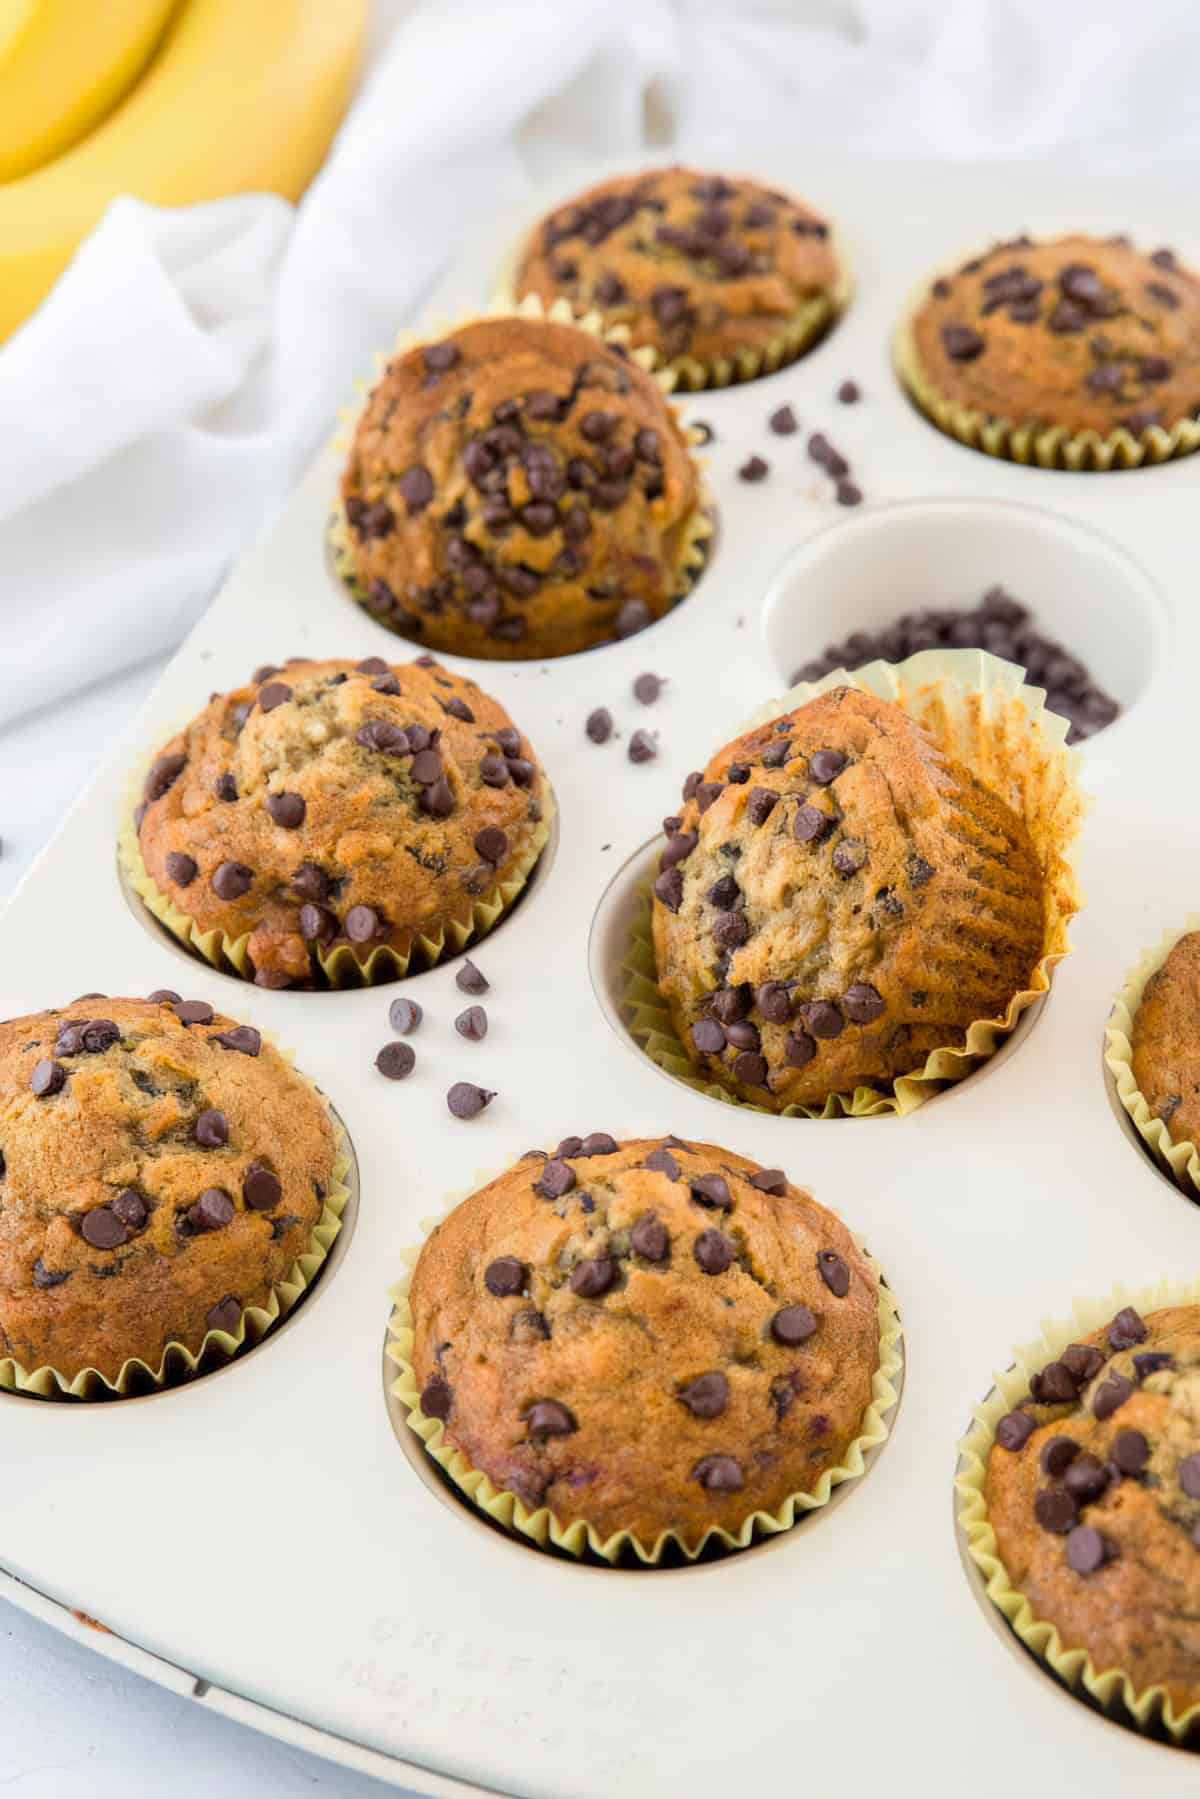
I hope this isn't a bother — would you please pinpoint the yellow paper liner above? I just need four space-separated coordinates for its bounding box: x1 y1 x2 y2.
326 292 716 649
118 753 553 989
956 1275 1200 1741
894 278 1200 471
626 647 1085 1118
1 1051 352 1402
384 1161 902 1565
1104 916 1200 1198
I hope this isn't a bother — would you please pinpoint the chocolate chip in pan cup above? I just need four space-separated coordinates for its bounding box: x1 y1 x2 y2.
894 233 1200 470
628 648 1084 1118
502 164 854 391
956 1280 1200 1741
118 656 553 989
1105 919 1200 1198
328 293 715 661
0 996 350 1399
385 1138 901 1564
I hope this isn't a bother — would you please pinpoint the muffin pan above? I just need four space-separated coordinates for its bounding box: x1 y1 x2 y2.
2 148 1199 1794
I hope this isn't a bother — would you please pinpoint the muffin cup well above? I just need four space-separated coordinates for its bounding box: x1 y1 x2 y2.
626 648 1085 1118
956 1276 1200 1741
1105 918 1200 1197
118 758 553 989
894 281 1200 471
327 292 715 652
0 1047 351 1401
385 1165 902 1565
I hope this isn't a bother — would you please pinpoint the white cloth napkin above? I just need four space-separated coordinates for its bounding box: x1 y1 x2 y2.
0 0 1196 888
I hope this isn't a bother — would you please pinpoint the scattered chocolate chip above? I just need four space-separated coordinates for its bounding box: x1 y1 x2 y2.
80 1207 127 1249
579 1133 617 1157
793 804 832 843
628 729 657 764
712 910 749 950
257 681 293 713
1133 1350 1173 1381
536 1158 575 1199
32 1259 71 1289
238 1163 279 1212
456 960 488 996
194 1109 228 1148
473 827 508 867
769 405 797 435
801 1000 843 1039
421 1375 452 1420
784 1028 817 1068
1060 1343 1105 1383
1031 1360 1078 1404
388 998 422 1035
372 674 401 696
837 380 861 404
455 1005 488 1042
298 903 334 943
631 1212 669 1261
205 1296 242 1335
447 1081 494 1119
692 1018 726 1055
771 1304 817 1346
615 598 653 640
525 1399 576 1438
424 342 460 375
692 1454 743 1492
585 706 613 745
1066 1524 1112 1574
211 860 253 901
188 1188 235 1232
1034 1487 1079 1535
291 863 329 902
1041 1435 1080 1477
1180 1452 1200 1498
165 851 198 886
1108 1307 1147 1351
1093 1374 1134 1421
398 465 434 513
29 1059 64 1097
211 1025 260 1056
1063 1453 1109 1503
376 1041 416 1080
690 1173 732 1211
344 905 381 943
941 323 985 361
749 1168 787 1195
817 1250 850 1296
1109 1428 1150 1475
842 983 885 1024
570 1256 616 1298
172 999 214 1026
653 867 683 911
835 481 862 507
420 777 455 818
633 672 665 705
995 1411 1035 1451
755 981 791 1024
832 839 867 876
746 787 777 827
679 1371 729 1418
266 792 305 829
644 1147 680 1180
738 455 769 483
693 1229 734 1274
485 1256 526 1297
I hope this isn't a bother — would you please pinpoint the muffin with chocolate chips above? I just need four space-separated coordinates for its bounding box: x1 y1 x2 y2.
335 315 708 659
973 1302 1200 1731
0 995 339 1393
512 165 849 388
126 656 550 987
650 686 1050 1114
898 233 1200 468
394 1136 896 1559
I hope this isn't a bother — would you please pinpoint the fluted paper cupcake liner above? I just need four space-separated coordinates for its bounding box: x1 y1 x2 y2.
1 1053 351 1401
384 1161 902 1564
625 647 1085 1118
327 292 715 645
118 752 552 989
1104 917 1200 1198
956 1275 1200 1741
894 284 1200 471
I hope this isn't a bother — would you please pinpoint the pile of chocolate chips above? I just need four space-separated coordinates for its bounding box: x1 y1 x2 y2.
790 584 1119 743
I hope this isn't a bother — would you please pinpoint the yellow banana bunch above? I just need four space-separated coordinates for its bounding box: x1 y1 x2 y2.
0 0 367 342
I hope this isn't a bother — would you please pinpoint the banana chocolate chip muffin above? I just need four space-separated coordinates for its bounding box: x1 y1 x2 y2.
405 1136 885 1553
651 687 1047 1112
132 655 549 987
336 315 706 659
0 995 335 1387
1129 931 1200 1149
900 233 1200 464
985 1303 1200 1720
512 165 847 387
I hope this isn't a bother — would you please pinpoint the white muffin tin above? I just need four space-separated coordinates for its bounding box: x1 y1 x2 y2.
3 149 1200 1796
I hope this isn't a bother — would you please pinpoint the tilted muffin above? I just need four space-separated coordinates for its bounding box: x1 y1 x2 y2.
336 315 706 660
899 233 1200 465
132 656 549 987
651 687 1046 1111
984 1303 1200 1722
511 165 847 387
405 1136 886 1554
0 996 335 1387
1129 931 1200 1148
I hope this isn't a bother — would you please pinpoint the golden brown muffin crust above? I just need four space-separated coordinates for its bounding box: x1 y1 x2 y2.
340 316 702 660
137 656 548 986
1130 932 1200 1148
409 1136 881 1549
909 233 1200 437
513 165 842 374
985 1304 1200 1718
0 997 334 1382
650 687 1046 1111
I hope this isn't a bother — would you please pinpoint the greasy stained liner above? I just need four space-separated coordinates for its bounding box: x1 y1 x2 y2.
1105 917 1200 1198
625 647 1085 1118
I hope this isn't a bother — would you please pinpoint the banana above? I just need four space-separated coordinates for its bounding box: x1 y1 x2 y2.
0 0 179 181
0 0 367 343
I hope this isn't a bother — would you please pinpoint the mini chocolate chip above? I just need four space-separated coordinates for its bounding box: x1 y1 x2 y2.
631 1212 669 1261
257 681 293 712
525 1399 576 1438
165 851 198 886
388 998 422 1034
345 904 381 943
194 1108 228 1148
421 1375 452 1420
212 860 253 900
30 1059 65 1097
1066 1525 1112 1575
842 983 885 1024
768 404 797 436
1034 1488 1079 1535
817 1250 850 1297
189 1188 235 1231
1111 1428 1150 1475
680 1371 729 1418
173 999 214 1025
771 1305 817 1346
633 672 664 705
1063 1453 1109 1503
628 729 657 764
784 1028 816 1068
793 804 832 843
1041 1435 1080 1477
485 1256 526 1297
690 1173 732 1211
446 1081 494 1119
456 960 488 995
1108 1306 1147 1350
205 1296 242 1334
211 1025 260 1056
750 1168 787 1195
376 1041 416 1080
266 792 305 829
536 1158 575 1199
692 1018 726 1055
1093 1374 1134 1421
243 1163 281 1211
692 1454 743 1492
995 1411 1035 1451
801 1000 843 1039
455 1005 488 1042
570 1256 616 1298
738 455 769 482
586 707 613 744
837 381 861 403
693 1229 734 1275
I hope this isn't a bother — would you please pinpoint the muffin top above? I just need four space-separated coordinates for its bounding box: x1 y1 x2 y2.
512 165 842 374
908 233 1200 437
339 316 702 660
1130 931 1200 1147
136 656 549 987
408 1136 880 1550
651 687 1046 1110
986 1303 1200 1719
0 996 334 1383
